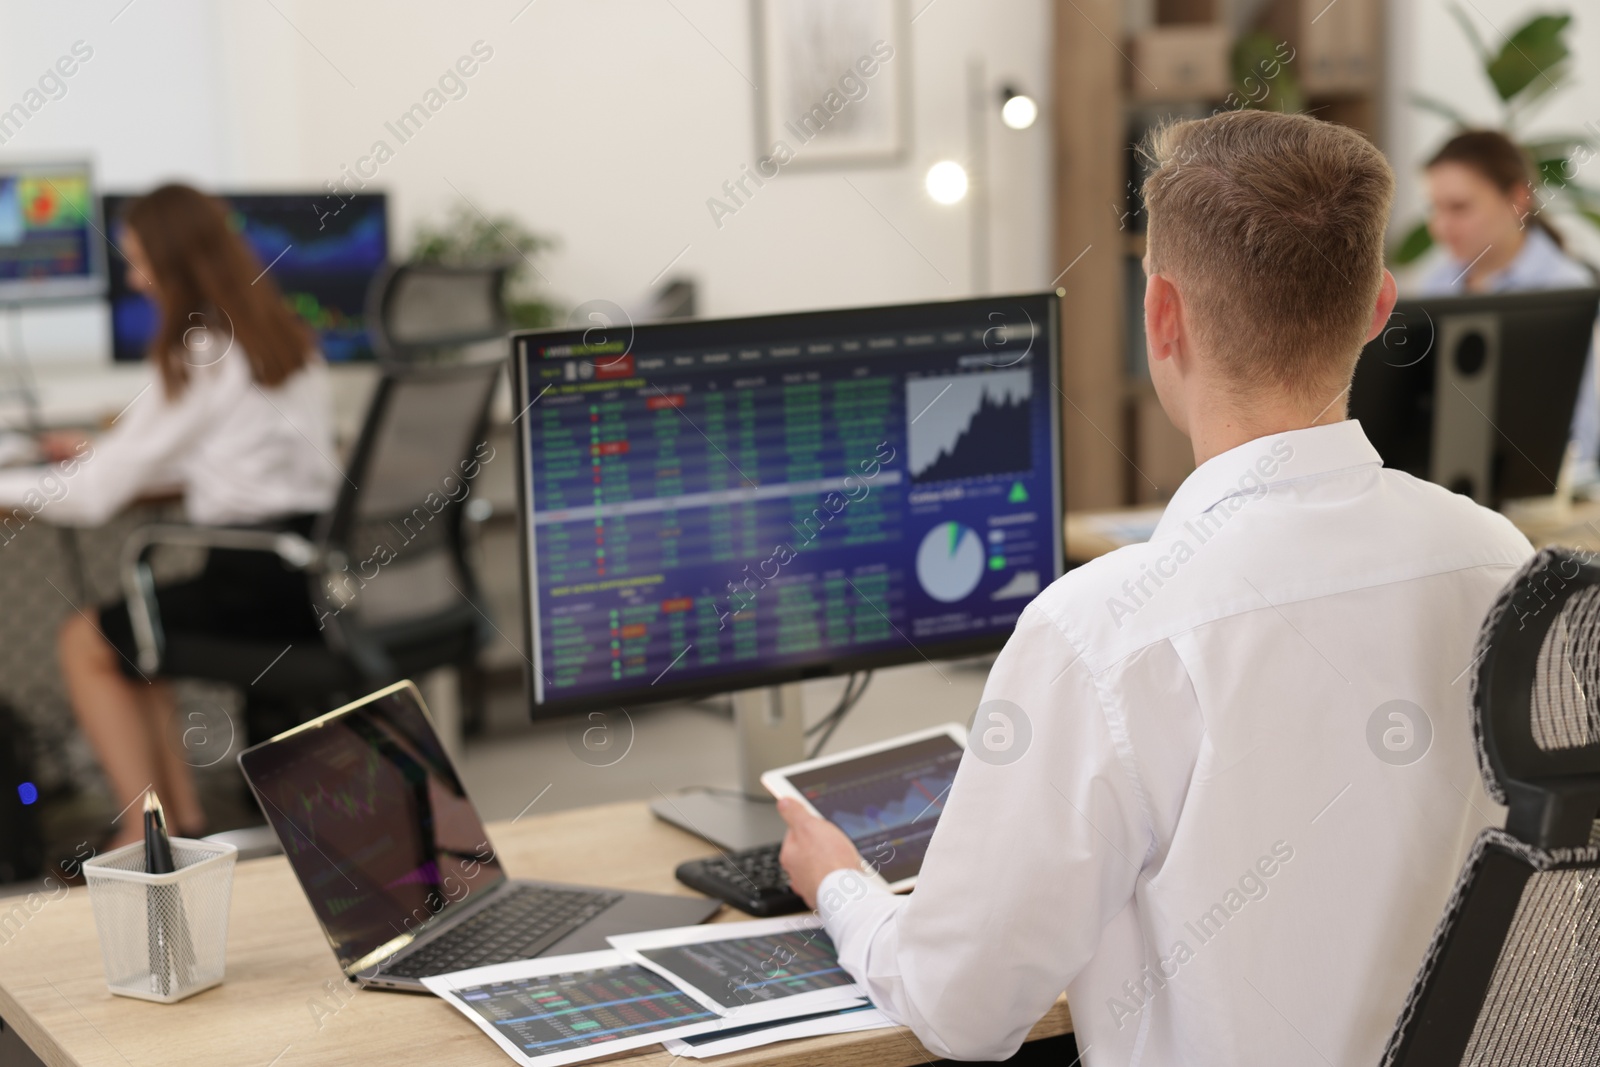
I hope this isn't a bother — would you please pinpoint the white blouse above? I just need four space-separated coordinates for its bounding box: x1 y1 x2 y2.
0 346 339 527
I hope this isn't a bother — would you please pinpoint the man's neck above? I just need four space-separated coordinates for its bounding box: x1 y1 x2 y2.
1465 229 1526 291
1187 394 1348 467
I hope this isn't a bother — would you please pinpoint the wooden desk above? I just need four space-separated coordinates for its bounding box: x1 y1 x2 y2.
4 362 379 437
1065 506 1165 564
1499 497 1600 554
0 801 1073 1066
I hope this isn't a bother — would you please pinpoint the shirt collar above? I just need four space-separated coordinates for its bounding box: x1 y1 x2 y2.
1442 226 1562 293
1490 226 1557 291
1152 419 1383 538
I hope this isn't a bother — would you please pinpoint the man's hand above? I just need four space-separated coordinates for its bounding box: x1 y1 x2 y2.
777 796 864 909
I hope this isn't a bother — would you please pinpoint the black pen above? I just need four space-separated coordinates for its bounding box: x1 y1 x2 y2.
143 792 195 995
144 791 175 875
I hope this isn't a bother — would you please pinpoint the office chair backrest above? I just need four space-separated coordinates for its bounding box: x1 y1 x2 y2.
366 262 509 364
317 361 501 638
1474 549 1600 847
1381 547 1600 1066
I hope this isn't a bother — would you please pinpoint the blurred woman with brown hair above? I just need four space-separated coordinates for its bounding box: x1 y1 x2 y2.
1419 129 1600 482
0 183 338 847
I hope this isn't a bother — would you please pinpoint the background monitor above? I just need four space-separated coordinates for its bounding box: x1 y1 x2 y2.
1350 287 1600 505
103 191 388 362
0 160 103 303
511 293 1064 716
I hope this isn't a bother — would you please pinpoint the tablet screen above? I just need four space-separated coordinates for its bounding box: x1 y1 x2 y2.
783 734 962 885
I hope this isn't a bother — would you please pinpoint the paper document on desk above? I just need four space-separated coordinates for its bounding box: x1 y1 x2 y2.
425 918 871 1066
607 915 868 1024
422 949 727 1067
661 1002 894 1058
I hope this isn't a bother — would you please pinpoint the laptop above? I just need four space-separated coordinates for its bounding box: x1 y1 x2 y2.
237 681 721 992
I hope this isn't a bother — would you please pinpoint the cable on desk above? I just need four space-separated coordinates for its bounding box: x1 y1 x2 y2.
2 306 91 603
675 785 773 804
669 672 876 804
805 671 873 759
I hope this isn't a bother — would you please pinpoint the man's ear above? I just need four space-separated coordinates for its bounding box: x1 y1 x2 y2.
1364 269 1399 343
1144 271 1183 364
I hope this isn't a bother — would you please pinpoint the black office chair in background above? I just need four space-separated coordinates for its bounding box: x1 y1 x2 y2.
120 264 509 748
1381 546 1600 1065
367 261 510 365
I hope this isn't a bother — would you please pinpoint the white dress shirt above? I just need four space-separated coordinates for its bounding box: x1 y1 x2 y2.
0 347 338 527
818 420 1534 1065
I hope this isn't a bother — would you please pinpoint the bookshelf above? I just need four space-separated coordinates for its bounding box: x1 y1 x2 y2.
1053 0 1385 508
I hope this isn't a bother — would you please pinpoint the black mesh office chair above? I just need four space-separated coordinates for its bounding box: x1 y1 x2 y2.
366 261 509 365
1381 546 1600 1065
121 263 510 745
121 359 504 744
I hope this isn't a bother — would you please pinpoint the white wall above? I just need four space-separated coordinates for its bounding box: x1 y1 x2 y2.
1388 0 1600 281
0 0 1054 363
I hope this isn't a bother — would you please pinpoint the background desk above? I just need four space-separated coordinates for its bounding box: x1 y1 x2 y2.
0 800 1074 1067
0 359 525 848
0 361 383 437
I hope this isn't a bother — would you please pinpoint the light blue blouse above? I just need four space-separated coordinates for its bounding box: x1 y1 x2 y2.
1416 226 1600 468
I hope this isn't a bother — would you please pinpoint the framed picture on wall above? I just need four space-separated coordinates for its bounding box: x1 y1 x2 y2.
751 0 911 169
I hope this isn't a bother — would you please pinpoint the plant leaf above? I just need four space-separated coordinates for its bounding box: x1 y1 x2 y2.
1504 61 1571 127
1538 157 1576 190
1561 181 1600 209
1522 134 1597 160
1446 2 1492 64
1391 220 1435 266
1487 14 1572 102
408 204 558 301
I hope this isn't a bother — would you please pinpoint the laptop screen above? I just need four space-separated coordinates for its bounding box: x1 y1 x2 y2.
238 683 507 972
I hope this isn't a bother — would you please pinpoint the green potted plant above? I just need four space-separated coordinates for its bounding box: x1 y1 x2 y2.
409 204 561 328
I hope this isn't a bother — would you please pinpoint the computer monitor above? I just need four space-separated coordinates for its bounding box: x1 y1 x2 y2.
510 294 1065 717
0 160 103 303
103 191 388 362
1350 287 1600 506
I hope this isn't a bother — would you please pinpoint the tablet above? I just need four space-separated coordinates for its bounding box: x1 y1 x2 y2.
760 723 966 893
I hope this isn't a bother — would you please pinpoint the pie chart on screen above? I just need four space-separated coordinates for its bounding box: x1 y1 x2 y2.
916 521 985 603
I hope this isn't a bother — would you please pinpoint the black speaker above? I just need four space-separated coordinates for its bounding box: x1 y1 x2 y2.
0 702 44 884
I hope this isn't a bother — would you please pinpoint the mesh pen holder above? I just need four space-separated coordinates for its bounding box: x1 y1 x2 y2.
82 838 237 1003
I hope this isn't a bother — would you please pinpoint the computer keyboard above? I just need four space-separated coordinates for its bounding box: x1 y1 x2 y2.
381 883 621 978
675 843 806 917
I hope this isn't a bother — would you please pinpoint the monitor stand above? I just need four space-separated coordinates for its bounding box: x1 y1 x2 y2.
651 682 805 851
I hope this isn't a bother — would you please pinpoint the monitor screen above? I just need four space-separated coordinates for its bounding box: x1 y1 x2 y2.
1351 287 1600 503
238 683 506 973
0 161 102 301
103 192 388 362
512 293 1064 713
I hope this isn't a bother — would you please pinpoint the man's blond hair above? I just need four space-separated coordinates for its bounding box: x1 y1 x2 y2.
1141 110 1395 405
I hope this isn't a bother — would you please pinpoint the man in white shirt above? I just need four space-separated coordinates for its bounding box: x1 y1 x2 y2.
778 110 1535 1064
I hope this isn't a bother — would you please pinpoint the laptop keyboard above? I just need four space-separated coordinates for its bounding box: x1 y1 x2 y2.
381 884 621 979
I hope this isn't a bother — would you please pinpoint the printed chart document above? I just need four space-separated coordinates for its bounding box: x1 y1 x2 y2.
661 1003 894 1058
422 949 726 1067
608 915 867 1023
